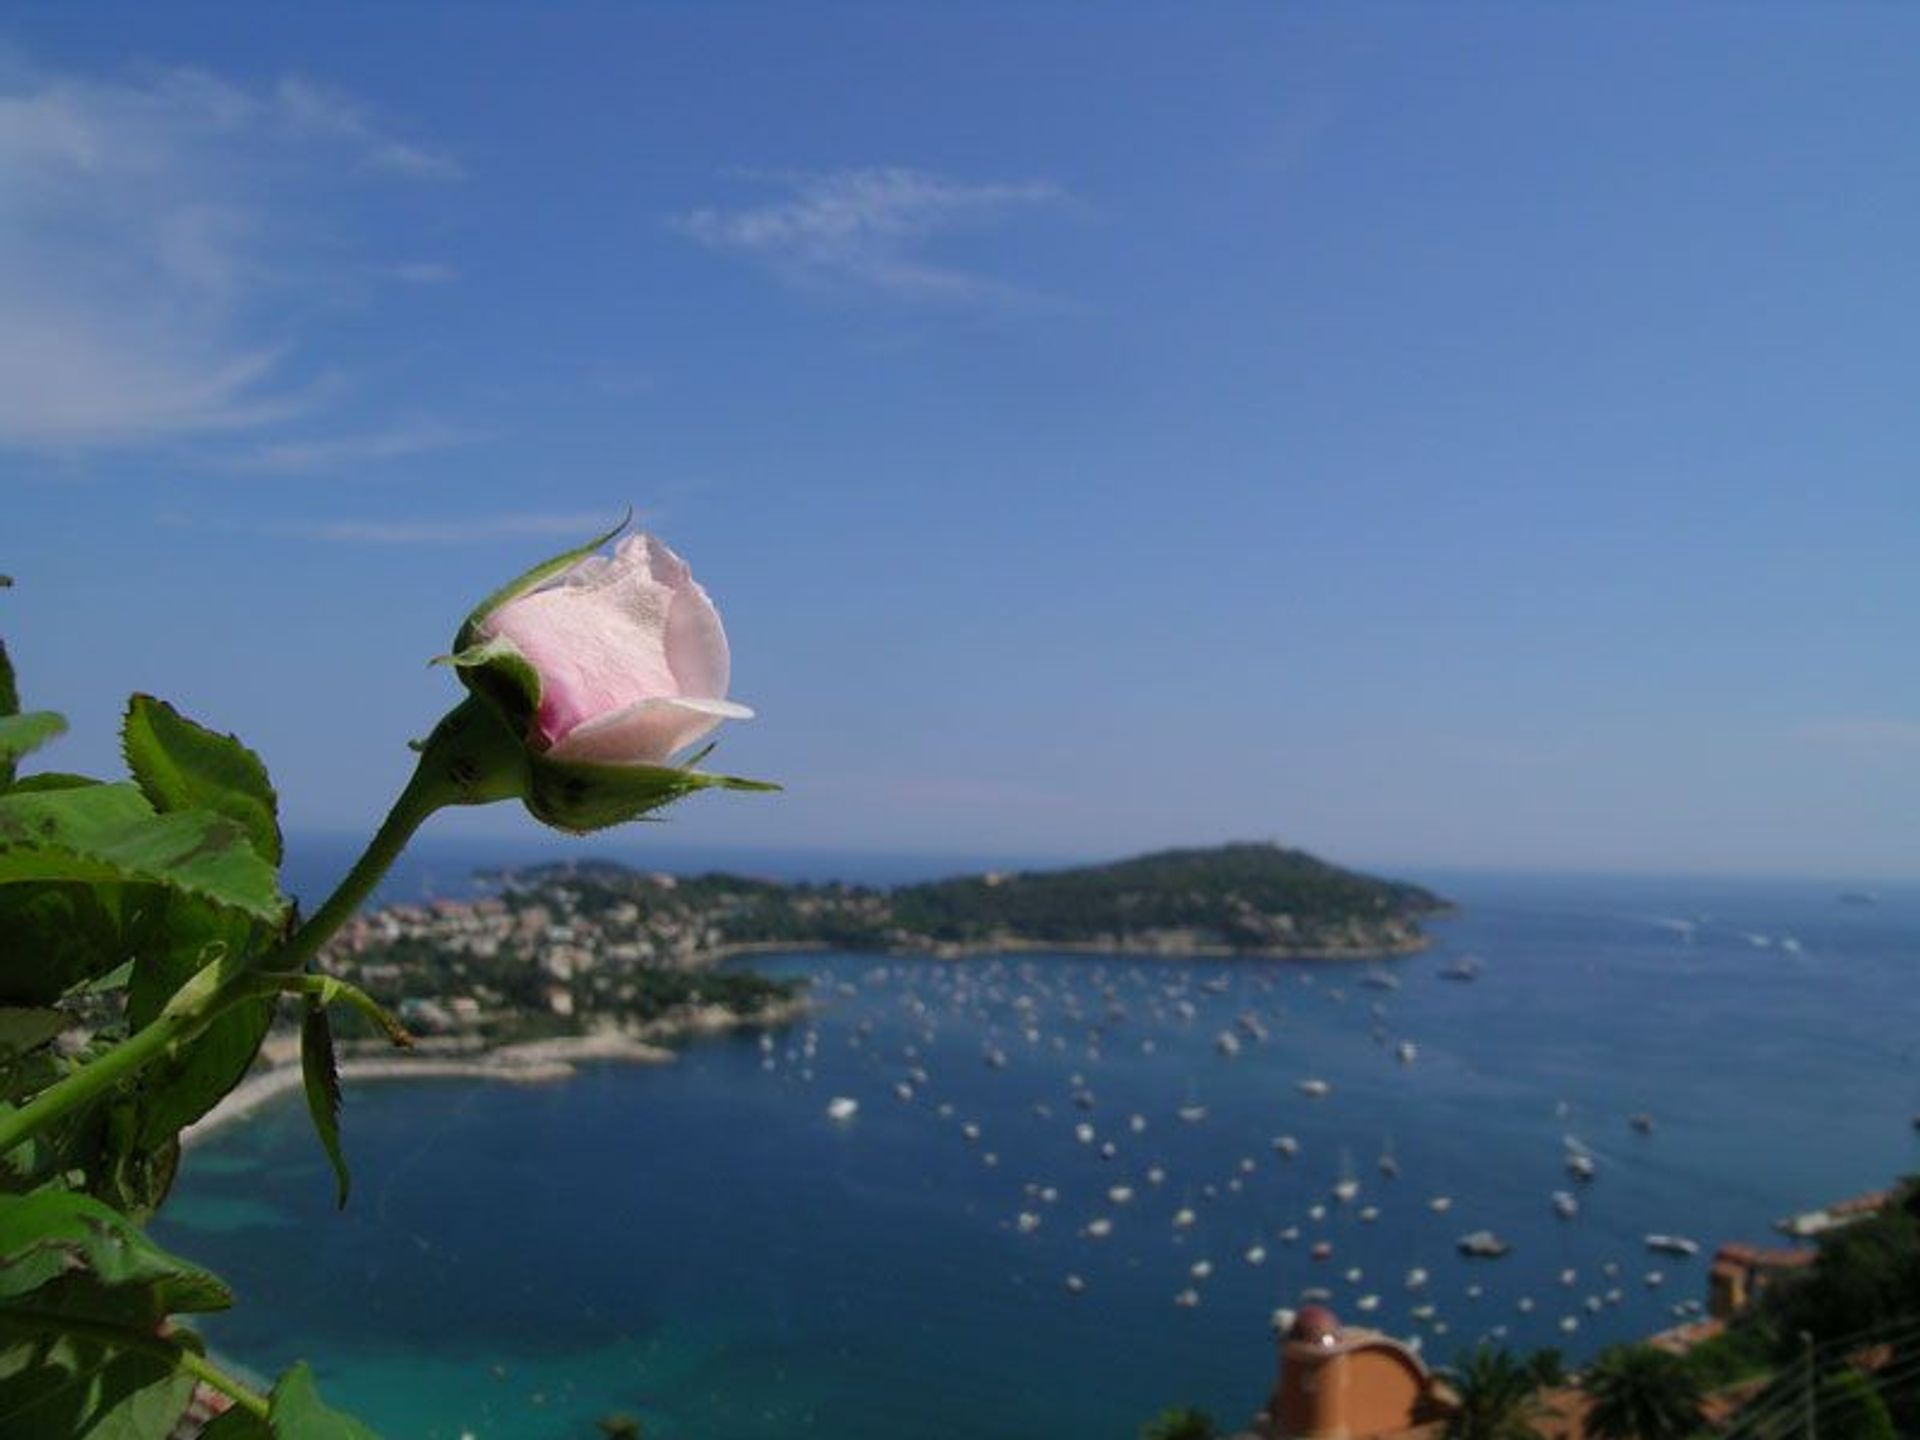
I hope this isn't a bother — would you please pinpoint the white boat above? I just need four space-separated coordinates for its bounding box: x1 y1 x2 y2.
1174 1288 1201 1308
1552 1190 1579 1220
1439 956 1482 981
1272 1135 1300 1158
1244 1244 1267 1265
1395 1041 1418 1064
826 1097 859 1122
1177 1104 1209 1124
1566 1151 1597 1182
1333 1177 1360 1204
1645 1234 1700 1257
1457 1230 1511 1258
1427 1195 1454 1214
1297 1078 1332 1098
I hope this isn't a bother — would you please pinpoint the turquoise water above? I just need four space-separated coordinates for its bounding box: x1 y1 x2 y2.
156 871 1920 1439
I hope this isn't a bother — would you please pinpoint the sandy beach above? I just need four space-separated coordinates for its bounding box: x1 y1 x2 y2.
181 1032 677 1149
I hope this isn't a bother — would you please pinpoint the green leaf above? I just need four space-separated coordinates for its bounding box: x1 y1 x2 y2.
0 1008 67 1057
0 881 154 1008
122 695 282 866
0 1190 232 1319
0 1331 195 1439
0 784 284 923
525 754 779 834
451 514 628 655
7 772 101 793
0 635 16 719
125 896 275 1147
201 1407 276 1438
268 1361 382 1438
0 711 65 788
300 998 349 1209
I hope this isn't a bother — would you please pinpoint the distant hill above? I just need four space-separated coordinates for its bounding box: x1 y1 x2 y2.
501 841 1449 961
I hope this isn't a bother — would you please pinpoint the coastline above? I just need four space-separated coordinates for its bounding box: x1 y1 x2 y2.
182 996 812 1150
879 933 1435 962
178 916 1436 1155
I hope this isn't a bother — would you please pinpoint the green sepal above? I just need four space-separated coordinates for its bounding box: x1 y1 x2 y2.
122 696 283 866
445 637 544 741
0 711 65 786
300 996 350 1210
0 1190 232 1318
0 784 285 924
267 1361 383 1438
526 754 779 835
451 513 628 655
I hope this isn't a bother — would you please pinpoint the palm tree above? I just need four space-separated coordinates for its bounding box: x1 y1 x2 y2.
1583 1343 1705 1440
1444 1344 1548 1440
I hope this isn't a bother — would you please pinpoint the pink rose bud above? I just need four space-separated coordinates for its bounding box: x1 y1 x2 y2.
441 523 772 832
477 533 752 765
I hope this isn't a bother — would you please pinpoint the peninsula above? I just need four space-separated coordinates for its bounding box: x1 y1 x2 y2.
315 842 1447 1046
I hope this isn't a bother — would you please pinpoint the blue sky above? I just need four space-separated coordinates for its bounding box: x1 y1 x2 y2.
3 5 1917 878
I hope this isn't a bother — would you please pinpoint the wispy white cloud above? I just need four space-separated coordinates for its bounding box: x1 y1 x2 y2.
289 513 620 546
672 167 1066 305
271 78 462 180
232 418 484 475
0 56 458 450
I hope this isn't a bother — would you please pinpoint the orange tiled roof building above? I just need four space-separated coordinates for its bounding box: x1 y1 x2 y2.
1255 1305 1457 1439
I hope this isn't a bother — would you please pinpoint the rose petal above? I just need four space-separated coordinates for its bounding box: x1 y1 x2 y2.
657 561 730 701
548 696 754 766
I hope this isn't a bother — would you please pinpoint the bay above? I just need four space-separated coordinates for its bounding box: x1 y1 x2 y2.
156 867 1920 1439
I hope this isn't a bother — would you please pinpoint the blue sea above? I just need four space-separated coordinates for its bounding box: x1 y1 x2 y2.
155 845 1920 1439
